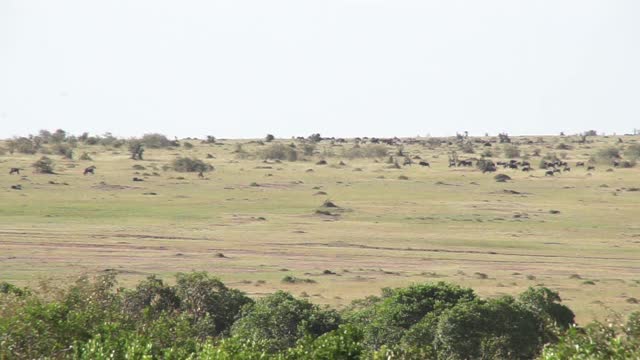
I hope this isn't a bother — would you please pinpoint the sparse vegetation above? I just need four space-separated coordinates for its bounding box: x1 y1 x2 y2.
261 143 298 161
171 157 214 172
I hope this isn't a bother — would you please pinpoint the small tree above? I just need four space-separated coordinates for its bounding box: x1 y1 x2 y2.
265 134 275 142
171 157 214 172
128 140 144 160
503 144 520 158
33 156 55 174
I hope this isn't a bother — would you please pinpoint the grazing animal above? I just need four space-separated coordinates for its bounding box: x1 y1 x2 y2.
403 158 412 166
522 167 531 172
198 171 204 178
587 166 595 171
10 184 22 190
563 167 571 172
418 161 430 167
132 177 144 182
83 166 96 175
457 160 473 167
545 170 554 176
9 168 20 175
576 162 585 167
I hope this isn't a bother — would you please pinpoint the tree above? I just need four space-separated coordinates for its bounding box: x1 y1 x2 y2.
265 134 275 142
174 272 252 337
435 297 545 360
344 282 476 350
32 156 55 174
171 157 214 173
231 291 340 352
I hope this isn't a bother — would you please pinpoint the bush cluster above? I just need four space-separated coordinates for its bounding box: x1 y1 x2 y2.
2 273 619 359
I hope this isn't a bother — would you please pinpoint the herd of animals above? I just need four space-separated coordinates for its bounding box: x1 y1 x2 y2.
5 157 601 179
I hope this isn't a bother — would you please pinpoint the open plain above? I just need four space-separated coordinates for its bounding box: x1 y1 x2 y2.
1 134 639 323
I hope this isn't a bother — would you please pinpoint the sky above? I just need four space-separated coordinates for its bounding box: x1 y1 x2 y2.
1 1 639 139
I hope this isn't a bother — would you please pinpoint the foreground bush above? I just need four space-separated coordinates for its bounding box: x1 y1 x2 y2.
0 273 613 359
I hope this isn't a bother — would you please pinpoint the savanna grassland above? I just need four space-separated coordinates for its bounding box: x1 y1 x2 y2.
1 133 639 324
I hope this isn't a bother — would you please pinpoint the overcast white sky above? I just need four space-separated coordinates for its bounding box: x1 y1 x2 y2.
1 1 639 139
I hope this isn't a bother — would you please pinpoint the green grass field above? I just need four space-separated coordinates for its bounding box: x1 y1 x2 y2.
1 135 639 323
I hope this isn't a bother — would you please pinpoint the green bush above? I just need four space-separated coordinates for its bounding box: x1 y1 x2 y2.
231 291 341 352
0 273 619 359
261 143 298 161
344 282 475 349
7 137 38 154
592 146 622 165
434 297 544 360
32 156 55 174
141 133 175 148
172 157 214 173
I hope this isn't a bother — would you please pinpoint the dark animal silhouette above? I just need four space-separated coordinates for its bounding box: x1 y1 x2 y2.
575 162 585 167
9 168 20 175
563 167 571 172
545 170 554 176
587 166 595 171
522 166 531 172
198 171 204 178
418 161 430 167
83 166 96 175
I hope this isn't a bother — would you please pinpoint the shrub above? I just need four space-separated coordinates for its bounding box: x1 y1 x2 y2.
141 133 174 148
265 134 275 142
174 272 252 337
540 320 640 359
171 157 214 173
344 282 476 350
517 287 575 335
128 140 144 160
7 137 38 154
461 142 475 154
343 144 388 159
435 297 545 360
52 143 74 159
503 144 520 158
231 291 340 352
625 143 640 161
32 156 55 174
78 152 92 161
183 142 194 149
592 146 622 165
261 143 298 161
301 143 316 156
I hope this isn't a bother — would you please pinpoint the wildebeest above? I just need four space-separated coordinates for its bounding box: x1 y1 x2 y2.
457 160 473 167
563 167 571 172
418 161 430 167
587 166 595 171
522 166 531 172
9 168 20 175
576 162 585 167
198 171 205 178
545 170 554 176
83 166 96 175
